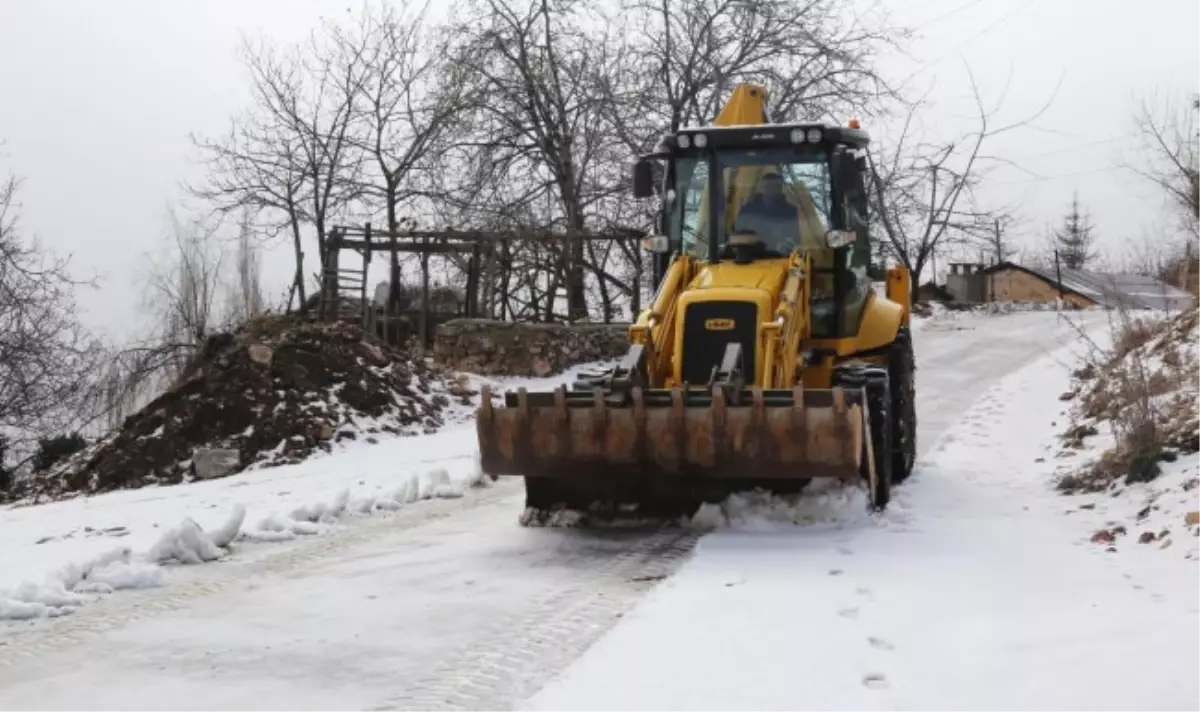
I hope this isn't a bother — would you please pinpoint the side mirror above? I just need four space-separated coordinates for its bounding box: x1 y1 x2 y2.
633 159 656 198
825 229 857 249
642 235 670 253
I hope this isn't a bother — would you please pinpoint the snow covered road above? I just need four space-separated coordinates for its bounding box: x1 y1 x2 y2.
524 309 1198 711
4 308 1193 710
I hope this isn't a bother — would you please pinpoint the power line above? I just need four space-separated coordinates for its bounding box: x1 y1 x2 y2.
990 164 1125 186
914 0 991 31
1004 134 1139 162
899 0 1037 85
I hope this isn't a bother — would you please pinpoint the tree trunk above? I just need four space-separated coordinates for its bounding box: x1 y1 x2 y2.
289 210 307 312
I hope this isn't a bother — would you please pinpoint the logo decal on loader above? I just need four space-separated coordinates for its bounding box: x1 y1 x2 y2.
705 318 736 331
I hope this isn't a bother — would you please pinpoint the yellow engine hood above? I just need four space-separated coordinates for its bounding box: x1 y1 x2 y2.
688 258 791 294
670 258 791 387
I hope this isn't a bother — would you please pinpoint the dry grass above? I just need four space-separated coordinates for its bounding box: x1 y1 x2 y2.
1108 313 1160 362
1057 305 1198 493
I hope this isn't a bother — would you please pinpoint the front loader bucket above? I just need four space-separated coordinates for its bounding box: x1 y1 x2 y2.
476 384 869 521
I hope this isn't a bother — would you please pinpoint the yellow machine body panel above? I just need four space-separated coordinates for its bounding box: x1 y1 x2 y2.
810 293 905 358
668 258 791 388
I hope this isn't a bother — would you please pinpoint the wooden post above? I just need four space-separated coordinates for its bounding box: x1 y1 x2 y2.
321 228 341 321
466 242 481 318
361 222 372 330
500 239 511 321
389 239 401 345
420 238 431 355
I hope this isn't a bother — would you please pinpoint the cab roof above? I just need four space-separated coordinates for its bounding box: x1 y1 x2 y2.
655 122 870 153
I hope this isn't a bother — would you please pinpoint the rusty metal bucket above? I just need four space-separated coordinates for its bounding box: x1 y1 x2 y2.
476 384 868 494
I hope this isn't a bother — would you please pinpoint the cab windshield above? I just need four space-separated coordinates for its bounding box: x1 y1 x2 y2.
669 148 831 260
665 146 872 337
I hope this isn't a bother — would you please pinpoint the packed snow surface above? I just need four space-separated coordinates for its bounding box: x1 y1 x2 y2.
2 308 1193 711
526 312 1198 711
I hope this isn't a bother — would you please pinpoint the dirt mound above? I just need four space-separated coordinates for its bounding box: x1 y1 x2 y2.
30 316 473 500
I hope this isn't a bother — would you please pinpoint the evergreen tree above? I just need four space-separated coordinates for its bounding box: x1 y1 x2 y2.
1053 193 1097 269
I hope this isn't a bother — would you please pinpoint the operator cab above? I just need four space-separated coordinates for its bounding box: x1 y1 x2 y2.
632 121 875 338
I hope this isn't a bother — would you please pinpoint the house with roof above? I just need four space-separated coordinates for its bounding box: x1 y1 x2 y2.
943 261 1195 311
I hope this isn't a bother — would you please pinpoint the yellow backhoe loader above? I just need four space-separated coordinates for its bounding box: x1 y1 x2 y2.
476 83 917 524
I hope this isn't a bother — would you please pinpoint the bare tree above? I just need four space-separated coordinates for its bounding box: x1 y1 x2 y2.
1129 92 1199 241
983 213 1021 265
446 0 638 321
225 210 266 325
191 22 372 307
867 68 1055 298
614 0 903 147
83 209 235 435
190 115 311 308
142 208 226 381
0 168 102 474
332 3 476 231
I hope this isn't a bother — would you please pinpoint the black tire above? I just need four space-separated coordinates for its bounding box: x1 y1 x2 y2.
889 326 917 484
862 371 892 511
833 366 891 511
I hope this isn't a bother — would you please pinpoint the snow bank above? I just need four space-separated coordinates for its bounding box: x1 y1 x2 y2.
0 547 165 620
0 463 491 622
0 357 677 622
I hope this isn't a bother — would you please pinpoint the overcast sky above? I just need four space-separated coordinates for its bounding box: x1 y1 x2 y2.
0 0 1196 339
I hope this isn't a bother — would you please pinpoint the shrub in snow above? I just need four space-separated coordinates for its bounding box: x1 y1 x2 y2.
1058 307 1198 493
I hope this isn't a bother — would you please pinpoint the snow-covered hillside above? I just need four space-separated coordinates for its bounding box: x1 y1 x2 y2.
1052 306 1199 561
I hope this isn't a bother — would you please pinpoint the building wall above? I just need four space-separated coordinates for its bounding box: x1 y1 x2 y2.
947 273 985 302
987 268 1094 308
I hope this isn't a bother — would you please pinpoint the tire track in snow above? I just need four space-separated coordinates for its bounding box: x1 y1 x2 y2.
371 530 699 711
0 480 524 668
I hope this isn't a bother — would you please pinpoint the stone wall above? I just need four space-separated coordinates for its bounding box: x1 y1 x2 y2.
434 319 630 377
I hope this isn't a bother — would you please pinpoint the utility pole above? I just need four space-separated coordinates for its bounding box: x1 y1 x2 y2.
1184 239 1196 293
1053 248 1065 311
993 218 1003 264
